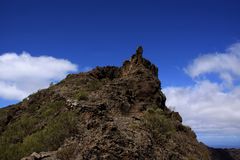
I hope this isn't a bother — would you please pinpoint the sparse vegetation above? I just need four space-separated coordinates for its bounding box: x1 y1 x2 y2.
143 107 175 142
87 80 103 91
21 111 77 152
38 101 65 118
1 114 38 144
0 109 8 132
76 91 88 101
0 108 78 160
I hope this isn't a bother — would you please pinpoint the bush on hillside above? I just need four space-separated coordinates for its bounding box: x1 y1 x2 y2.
143 107 175 143
0 111 78 160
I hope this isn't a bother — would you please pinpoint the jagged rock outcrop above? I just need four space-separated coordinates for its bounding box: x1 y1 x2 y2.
121 46 158 77
0 47 223 160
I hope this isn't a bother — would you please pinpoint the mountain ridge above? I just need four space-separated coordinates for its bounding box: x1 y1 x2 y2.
0 47 239 160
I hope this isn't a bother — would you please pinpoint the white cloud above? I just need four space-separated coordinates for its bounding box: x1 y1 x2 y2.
0 52 77 100
163 43 240 147
185 43 240 86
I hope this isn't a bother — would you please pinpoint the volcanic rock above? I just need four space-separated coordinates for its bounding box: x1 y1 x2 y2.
1 47 236 160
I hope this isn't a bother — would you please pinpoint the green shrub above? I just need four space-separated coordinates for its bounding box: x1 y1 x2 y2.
0 143 23 160
0 113 38 160
1 114 38 144
22 111 78 151
44 112 78 149
0 109 8 122
0 111 78 160
39 101 65 118
87 80 102 91
26 104 39 113
143 107 175 142
0 109 8 132
76 91 88 101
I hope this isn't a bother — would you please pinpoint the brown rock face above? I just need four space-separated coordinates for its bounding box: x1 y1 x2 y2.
121 46 158 77
0 47 212 160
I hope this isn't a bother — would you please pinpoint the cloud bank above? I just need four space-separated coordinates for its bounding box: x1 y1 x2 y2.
163 43 240 147
0 52 77 101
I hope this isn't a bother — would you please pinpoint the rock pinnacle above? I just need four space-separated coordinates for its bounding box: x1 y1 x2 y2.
136 46 143 55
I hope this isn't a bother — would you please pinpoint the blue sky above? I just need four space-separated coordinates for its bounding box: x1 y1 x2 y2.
1 0 240 148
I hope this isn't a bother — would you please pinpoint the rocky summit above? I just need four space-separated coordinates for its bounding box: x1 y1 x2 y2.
0 47 239 160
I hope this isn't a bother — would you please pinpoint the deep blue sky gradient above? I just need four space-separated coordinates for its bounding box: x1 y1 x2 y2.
1 0 240 148
1 0 240 88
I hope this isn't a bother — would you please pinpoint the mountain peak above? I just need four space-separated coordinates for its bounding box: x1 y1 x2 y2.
136 46 143 56
121 46 158 77
0 47 216 160
88 46 158 80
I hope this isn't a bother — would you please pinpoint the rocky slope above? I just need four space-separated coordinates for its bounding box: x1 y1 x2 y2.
0 47 238 160
209 148 240 160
